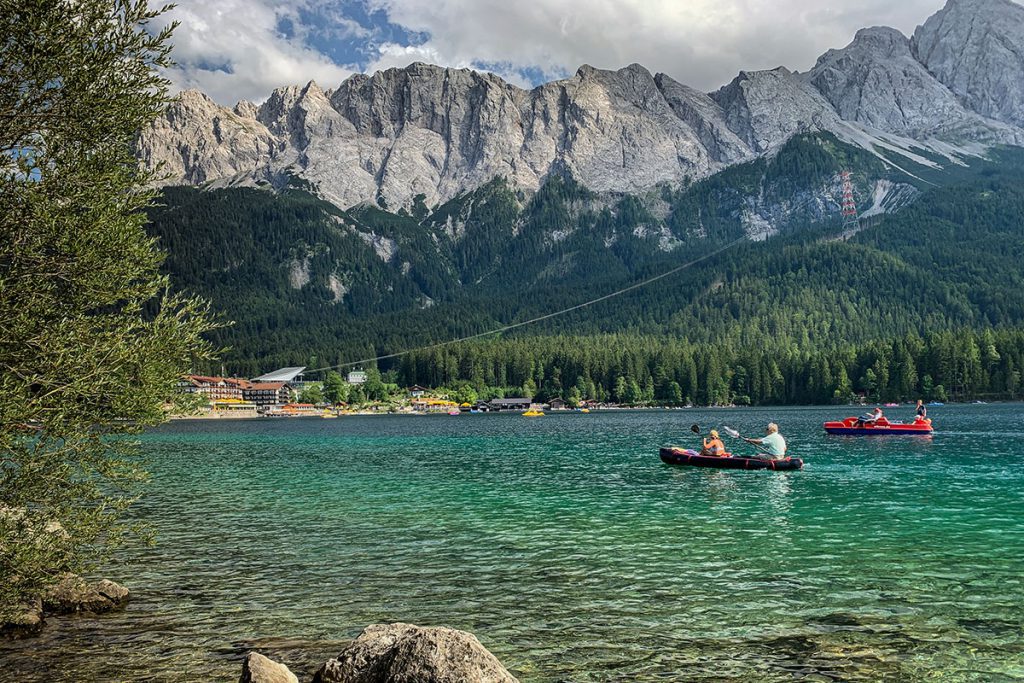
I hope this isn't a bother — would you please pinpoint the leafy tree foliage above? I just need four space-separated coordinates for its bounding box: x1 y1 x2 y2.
0 0 216 618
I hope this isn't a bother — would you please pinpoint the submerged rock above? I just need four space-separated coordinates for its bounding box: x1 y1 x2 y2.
42 573 130 615
0 598 44 639
240 652 299 683
313 623 518 683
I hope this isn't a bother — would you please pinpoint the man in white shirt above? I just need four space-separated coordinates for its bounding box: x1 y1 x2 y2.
745 423 787 459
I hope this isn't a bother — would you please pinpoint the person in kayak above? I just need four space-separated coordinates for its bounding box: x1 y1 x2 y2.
700 430 726 457
744 423 787 459
914 400 927 421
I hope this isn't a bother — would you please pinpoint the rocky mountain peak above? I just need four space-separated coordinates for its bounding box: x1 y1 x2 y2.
233 100 259 119
711 67 842 153
135 0 1024 210
912 0 1024 126
847 26 911 54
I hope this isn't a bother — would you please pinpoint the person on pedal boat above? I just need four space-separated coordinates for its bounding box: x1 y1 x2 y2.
744 423 787 459
700 429 727 457
914 400 927 421
855 406 883 428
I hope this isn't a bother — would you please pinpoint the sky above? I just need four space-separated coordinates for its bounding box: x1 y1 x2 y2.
155 0 954 105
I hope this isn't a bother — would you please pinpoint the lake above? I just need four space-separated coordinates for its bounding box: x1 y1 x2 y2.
2 404 1022 681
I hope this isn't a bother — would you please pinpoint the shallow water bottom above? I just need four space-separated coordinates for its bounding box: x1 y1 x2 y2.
2 405 1022 681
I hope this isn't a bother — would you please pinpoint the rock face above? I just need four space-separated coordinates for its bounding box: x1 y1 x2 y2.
711 67 847 153
240 652 299 683
312 623 518 683
136 0 1024 210
42 573 130 615
808 26 1021 144
913 0 1024 128
136 90 277 185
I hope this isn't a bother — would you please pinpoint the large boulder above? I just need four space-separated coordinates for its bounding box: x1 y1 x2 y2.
239 652 299 683
313 623 518 683
42 573 130 615
0 598 44 639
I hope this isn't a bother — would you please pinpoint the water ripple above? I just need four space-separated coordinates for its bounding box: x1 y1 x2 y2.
1 405 1022 681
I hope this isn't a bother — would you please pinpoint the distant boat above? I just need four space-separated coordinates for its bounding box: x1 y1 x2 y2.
448 410 460 416
928 401 945 406
884 402 899 407
580 408 591 413
973 400 988 404
824 416 934 435
522 410 544 417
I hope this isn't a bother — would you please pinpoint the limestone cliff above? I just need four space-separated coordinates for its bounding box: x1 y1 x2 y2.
136 0 1024 210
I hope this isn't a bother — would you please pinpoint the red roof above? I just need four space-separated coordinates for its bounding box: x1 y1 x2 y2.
186 374 224 385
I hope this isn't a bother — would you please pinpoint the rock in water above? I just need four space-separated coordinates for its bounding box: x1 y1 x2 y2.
42 573 130 614
0 598 44 639
240 652 299 683
313 623 518 683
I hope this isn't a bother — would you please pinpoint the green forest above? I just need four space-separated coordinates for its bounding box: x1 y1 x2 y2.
145 134 1024 405
386 329 1024 406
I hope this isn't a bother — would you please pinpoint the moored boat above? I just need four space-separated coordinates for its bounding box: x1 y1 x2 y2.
823 416 933 435
522 410 544 417
659 447 803 471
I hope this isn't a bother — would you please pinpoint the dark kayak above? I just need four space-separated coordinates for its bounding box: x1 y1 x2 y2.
659 447 804 471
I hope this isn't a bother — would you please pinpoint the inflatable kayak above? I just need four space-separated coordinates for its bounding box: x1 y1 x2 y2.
823 417 933 435
659 447 803 471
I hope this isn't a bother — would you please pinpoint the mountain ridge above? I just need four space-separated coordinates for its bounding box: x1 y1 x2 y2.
137 0 1024 212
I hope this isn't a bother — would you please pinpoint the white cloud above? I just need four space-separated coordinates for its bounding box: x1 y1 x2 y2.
157 0 355 105
362 0 950 91
158 0 1002 104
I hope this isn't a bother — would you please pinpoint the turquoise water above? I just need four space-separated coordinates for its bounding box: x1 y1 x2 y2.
2 405 1023 681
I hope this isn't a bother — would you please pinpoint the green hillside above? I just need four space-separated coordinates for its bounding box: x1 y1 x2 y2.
145 138 1024 403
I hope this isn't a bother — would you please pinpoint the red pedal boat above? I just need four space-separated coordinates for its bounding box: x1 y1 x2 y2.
823 416 933 435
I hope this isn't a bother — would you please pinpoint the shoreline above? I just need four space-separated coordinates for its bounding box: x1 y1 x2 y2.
166 400 1010 422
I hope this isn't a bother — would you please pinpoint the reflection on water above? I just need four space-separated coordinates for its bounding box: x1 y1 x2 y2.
1 404 1023 682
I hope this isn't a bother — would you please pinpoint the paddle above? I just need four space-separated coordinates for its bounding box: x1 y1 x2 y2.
722 425 774 458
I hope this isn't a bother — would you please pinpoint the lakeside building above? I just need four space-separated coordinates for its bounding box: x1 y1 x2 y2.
407 385 427 398
179 375 244 401
244 382 293 406
347 370 367 384
208 398 259 417
266 403 320 416
180 367 307 410
484 398 533 412
252 367 306 383
411 398 460 413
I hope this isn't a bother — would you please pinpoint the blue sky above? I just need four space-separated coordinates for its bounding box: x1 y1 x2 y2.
157 0 956 105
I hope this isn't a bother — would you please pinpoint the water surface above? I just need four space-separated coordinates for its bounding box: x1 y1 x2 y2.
2 405 1023 681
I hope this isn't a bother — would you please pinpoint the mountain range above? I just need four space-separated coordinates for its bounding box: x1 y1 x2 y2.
139 0 1024 214
141 0 1024 377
